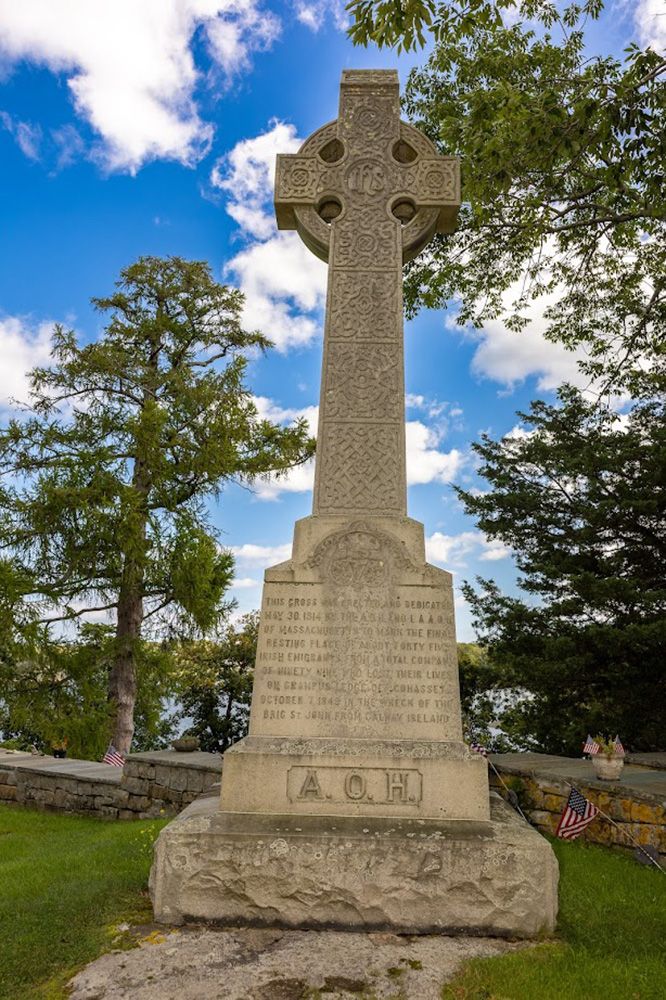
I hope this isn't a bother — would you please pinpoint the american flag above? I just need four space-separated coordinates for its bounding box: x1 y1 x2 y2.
583 734 599 755
556 787 599 840
102 744 125 767
470 742 488 757
614 735 625 756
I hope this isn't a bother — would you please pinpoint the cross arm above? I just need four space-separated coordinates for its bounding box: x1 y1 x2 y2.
395 157 461 234
275 154 335 230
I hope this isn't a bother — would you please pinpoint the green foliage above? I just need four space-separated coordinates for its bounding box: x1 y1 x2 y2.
457 642 512 751
175 611 258 753
0 805 166 1000
0 256 314 749
349 1 665 393
458 386 666 754
442 838 666 1000
0 626 179 758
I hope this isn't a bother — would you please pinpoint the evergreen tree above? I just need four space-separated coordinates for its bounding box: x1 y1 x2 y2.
458 386 666 753
0 257 314 753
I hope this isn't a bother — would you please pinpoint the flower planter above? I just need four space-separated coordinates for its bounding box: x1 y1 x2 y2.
591 754 624 781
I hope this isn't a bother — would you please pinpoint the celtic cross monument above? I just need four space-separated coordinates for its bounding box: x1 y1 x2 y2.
151 71 558 936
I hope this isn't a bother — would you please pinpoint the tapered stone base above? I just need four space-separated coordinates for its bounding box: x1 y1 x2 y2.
150 793 558 938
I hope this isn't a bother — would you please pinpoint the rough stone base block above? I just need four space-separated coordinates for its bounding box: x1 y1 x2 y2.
150 792 558 938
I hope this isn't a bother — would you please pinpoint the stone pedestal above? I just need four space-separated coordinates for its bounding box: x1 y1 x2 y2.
150 793 558 937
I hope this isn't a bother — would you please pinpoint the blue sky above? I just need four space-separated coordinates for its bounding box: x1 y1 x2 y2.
0 0 661 640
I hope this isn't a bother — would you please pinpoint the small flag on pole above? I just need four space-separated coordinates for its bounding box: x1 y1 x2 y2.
556 787 599 840
102 744 125 767
470 742 488 757
614 735 625 756
583 734 600 755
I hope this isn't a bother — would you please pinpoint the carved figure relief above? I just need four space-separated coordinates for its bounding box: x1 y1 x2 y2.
307 520 416 587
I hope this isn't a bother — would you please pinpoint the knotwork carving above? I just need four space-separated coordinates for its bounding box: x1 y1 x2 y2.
334 211 398 269
328 271 401 340
324 342 402 420
316 423 403 514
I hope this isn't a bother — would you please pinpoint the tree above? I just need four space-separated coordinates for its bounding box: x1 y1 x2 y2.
0 257 314 753
0 626 179 758
348 0 666 393
176 611 258 753
457 385 666 754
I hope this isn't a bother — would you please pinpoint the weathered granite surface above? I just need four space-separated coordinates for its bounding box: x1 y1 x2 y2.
150 69 559 936
150 792 558 937
68 926 520 1000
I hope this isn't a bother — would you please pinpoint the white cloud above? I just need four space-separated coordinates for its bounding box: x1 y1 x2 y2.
295 1 349 31
406 421 465 485
231 576 259 589
634 0 666 49
251 397 318 500
426 530 511 568
226 231 327 351
211 120 300 239
0 316 53 408
0 1 280 172
230 542 292 567
470 311 582 392
0 111 42 160
216 120 327 352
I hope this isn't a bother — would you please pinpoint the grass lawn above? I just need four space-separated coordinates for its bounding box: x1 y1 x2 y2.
2 805 664 1000
442 837 666 1000
0 804 166 1000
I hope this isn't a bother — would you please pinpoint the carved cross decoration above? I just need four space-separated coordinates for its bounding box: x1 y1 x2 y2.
275 70 460 518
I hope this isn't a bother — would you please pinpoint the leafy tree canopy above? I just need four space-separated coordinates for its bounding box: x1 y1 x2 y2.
0 257 314 752
348 0 666 394
458 386 666 753
175 611 258 753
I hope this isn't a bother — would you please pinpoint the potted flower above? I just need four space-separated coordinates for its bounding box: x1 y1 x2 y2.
52 737 68 759
590 735 624 781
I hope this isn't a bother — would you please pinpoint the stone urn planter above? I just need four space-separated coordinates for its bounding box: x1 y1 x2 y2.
172 736 200 753
591 754 624 781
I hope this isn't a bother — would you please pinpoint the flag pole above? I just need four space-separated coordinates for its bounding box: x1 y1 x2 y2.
487 759 529 823
557 776 666 875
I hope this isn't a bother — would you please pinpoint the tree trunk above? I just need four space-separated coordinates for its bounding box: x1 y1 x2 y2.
108 322 160 755
108 571 143 754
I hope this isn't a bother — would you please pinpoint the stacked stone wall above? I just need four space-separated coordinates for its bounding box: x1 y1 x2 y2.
490 763 666 855
0 750 221 820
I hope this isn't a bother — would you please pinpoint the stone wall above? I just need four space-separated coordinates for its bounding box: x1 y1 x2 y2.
0 749 221 820
490 753 666 855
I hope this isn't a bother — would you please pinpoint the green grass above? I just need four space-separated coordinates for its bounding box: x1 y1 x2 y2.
0 804 166 1000
442 838 666 1000
2 806 664 1000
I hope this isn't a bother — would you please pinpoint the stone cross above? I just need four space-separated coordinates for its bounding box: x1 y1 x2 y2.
275 69 460 518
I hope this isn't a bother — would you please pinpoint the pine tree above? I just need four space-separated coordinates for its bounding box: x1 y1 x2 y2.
0 257 314 753
458 386 666 752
